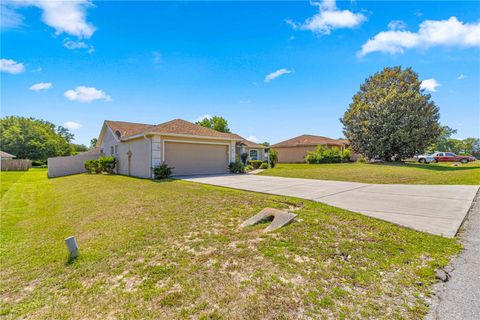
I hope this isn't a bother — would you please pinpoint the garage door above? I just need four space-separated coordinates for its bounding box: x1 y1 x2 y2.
164 142 229 175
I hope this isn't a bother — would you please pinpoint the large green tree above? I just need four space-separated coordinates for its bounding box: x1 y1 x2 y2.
0 116 73 161
341 66 441 161
196 116 231 133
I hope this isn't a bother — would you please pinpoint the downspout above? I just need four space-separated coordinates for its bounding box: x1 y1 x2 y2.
143 134 152 178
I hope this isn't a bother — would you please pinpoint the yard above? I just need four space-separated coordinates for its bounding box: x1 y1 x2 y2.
1 169 461 319
260 162 480 185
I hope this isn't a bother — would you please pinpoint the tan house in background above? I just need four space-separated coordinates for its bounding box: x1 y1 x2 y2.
271 134 347 163
97 119 264 177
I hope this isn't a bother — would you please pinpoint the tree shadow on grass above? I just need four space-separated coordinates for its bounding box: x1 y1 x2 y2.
372 162 480 172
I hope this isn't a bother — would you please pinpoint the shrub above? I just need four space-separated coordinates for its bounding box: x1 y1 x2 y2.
259 162 268 169
32 160 47 167
98 156 116 173
84 156 116 174
247 160 263 169
240 152 248 165
245 165 254 171
228 160 245 173
357 156 368 163
84 159 101 174
342 148 351 162
269 149 278 168
153 163 173 179
305 146 351 164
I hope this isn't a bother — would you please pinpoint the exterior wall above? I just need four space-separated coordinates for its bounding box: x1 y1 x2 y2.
236 147 266 162
99 127 119 158
116 137 151 178
274 146 317 163
48 152 101 178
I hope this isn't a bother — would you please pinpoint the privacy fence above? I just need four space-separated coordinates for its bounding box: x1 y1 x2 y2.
48 152 102 178
1 159 32 171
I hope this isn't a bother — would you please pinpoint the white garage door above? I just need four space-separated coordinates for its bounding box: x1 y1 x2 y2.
164 142 229 176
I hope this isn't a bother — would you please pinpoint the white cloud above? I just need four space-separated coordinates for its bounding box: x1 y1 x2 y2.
29 82 52 91
0 58 25 74
359 17 480 57
246 135 259 143
457 74 467 80
64 86 112 103
264 68 292 83
287 0 366 35
420 78 440 92
63 38 94 53
195 114 212 122
0 3 24 29
388 20 407 31
63 121 82 130
12 0 96 39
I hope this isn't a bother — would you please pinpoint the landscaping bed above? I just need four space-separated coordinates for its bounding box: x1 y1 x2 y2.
1 169 460 319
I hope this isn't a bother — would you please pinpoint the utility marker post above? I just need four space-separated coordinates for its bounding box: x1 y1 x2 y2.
65 236 78 259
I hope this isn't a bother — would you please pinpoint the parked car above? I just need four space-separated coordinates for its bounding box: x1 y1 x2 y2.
425 152 477 163
414 154 436 163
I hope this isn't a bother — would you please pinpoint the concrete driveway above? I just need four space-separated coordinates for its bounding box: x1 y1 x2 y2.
179 174 479 237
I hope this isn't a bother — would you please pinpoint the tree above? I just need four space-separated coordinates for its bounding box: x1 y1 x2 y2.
341 66 441 161
196 116 231 133
428 125 457 152
462 137 480 157
71 144 89 155
0 116 73 161
261 142 270 147
90 138 98 148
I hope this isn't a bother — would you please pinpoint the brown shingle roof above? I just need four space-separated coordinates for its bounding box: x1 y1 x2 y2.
271 135 346 148
105 119 241 140
237 139 265 148
105 120 154 138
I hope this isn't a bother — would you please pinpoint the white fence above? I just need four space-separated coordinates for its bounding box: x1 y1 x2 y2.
48 152 101 178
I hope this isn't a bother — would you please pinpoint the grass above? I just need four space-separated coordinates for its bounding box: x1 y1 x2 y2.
259 162 480 185
1 169 461 319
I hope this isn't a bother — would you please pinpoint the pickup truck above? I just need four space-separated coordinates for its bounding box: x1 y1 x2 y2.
418 152 477 163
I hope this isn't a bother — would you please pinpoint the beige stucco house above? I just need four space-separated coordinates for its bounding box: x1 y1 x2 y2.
271 134 347 163
97 119 266 177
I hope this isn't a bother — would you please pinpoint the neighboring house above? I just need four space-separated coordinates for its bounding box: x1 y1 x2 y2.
97 119 249 177
0 151 15 159
271 134 347 163
234 137 268 162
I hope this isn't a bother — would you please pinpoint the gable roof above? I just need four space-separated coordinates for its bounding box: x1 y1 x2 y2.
104 119 241 141
0 151 15 158
271 134 346 148
236 139 265 148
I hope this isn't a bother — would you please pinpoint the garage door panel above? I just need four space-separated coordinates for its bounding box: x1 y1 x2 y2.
164 142 229 175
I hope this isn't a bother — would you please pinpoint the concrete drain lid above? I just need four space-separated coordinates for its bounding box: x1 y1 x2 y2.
241 208 297 232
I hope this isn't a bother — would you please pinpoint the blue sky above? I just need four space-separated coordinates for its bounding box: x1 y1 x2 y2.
1 0 479 145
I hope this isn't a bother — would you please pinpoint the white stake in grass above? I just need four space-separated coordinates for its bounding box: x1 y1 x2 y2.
65 236 78 258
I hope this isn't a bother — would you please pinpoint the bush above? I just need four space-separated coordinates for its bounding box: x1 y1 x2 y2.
357 156 368 163
259 162 268 169
31 160 47 167
240 152 248 165
247 160 263 169
245 165 254 171
153 163 173 179
305 146 351 164
84 159 101 174
269 149 278 168
98 156 116 173
84 156 116 174
228 160 245 173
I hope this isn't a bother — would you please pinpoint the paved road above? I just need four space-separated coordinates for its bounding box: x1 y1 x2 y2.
179 174 479 237
427 191 480 319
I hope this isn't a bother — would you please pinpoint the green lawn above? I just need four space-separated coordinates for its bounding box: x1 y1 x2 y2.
1 169 460 319
259 162 480 185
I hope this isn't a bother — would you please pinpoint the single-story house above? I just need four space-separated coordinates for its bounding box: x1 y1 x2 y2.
0 151 16 159
97 119 266 177
271 134 347 163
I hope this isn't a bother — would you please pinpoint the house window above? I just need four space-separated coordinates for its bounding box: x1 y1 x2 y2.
249 149 258 160
110 146 114 155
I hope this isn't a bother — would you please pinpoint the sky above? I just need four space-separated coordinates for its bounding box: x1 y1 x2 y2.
1 0 479 145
